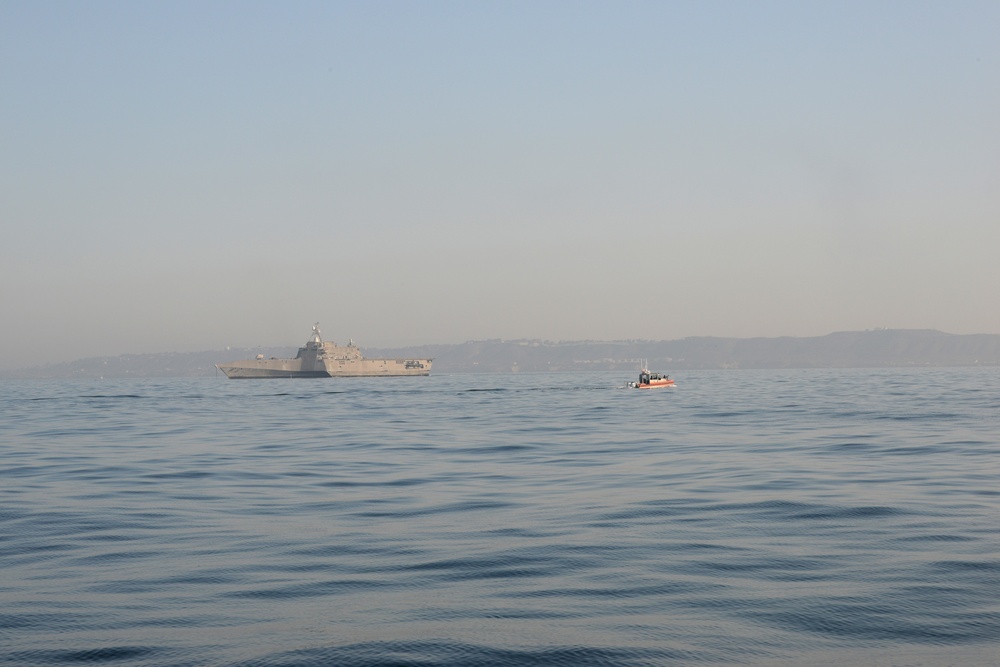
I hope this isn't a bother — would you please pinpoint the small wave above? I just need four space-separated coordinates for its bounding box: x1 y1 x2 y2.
225 578 393 601
355 499 514 519
79 394 144 400
232 640 700 667
755 602 1000 644
4 646 163 664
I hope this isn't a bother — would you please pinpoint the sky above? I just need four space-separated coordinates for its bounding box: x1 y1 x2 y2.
2 1 998 369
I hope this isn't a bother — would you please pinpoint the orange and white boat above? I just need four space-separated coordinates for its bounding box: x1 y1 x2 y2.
627 363 675 389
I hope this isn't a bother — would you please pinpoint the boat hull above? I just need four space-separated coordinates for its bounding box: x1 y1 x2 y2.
634 379 675 389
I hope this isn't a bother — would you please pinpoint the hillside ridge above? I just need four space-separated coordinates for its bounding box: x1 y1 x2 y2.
4 329 999 379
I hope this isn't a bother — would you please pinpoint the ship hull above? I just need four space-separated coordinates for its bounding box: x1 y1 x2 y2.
217 358 432 379
217 366 333 379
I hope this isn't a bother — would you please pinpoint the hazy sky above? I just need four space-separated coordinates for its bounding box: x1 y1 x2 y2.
2 1 998 369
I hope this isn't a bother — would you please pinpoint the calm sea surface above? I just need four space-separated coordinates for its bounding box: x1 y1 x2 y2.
2 369 999 666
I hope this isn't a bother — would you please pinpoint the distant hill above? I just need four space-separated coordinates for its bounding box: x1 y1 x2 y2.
3 330 999 380
0 347 296 380
369 329 1000 373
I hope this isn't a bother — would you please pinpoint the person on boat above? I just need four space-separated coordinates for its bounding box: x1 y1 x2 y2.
639 370 650 385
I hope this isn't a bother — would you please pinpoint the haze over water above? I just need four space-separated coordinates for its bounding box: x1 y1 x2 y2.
3 3 1000 370
3 369 999 666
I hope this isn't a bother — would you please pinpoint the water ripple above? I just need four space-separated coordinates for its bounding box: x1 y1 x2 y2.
2 369 999 666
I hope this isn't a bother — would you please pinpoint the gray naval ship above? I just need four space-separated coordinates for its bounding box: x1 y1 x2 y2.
216 324 432 379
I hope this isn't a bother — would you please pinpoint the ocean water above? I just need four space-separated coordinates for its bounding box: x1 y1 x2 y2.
2 368 999 666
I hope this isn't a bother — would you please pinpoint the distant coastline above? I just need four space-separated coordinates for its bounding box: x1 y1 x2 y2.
3 329 1000 380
